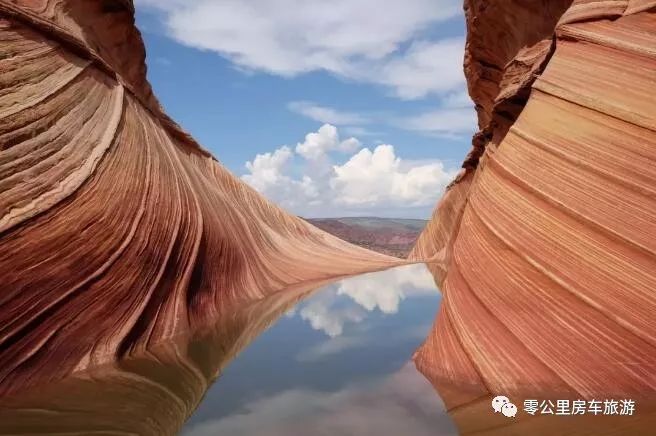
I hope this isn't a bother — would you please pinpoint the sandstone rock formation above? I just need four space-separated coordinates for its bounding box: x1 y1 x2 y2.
411 0 656 433
0 278 326 436
3 0 656 433
0 0 403 397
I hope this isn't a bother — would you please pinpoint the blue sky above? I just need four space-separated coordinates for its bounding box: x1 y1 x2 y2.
134 0 476 218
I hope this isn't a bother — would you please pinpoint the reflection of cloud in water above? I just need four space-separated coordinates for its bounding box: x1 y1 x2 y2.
296 323 432 362
298 264 438 337
338 264 437 314
299 291 366 337
296 335 366 362
183 364 457 436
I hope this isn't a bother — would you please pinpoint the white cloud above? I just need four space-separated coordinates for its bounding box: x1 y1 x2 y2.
243 146 293 192
136 0 464 99
391 88 476 138
286 103 383 138
241 146 322 209
341 126 380 137
372 38 466 100
331 145 456 207
396 107 477 138
441 90 473 108
182 364 457 436
287 88 476 140
288 101 370 125
155 57 172 66
241 125 457 217
296 124 361 160
287 101 385 136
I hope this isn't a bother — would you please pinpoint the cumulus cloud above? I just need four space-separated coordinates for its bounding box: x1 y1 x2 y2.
295 124 361 160
243 146 293 192
136 0 464 99
183 364 457 436
241 146 321 209
241 125 457 217
331 146 455 207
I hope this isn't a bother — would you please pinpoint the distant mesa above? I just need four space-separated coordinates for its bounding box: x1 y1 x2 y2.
306 217 427 258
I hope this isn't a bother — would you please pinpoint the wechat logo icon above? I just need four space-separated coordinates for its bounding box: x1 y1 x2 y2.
492 395 518 418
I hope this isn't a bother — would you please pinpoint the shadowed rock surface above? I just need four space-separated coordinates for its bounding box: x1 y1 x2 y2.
411 0 656 433
0 0 404 397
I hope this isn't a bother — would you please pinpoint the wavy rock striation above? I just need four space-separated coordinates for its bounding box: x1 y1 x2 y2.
412 0 656 433
0 0 403 396
0 279 324 436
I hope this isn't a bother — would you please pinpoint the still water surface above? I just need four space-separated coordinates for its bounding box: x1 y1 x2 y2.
182 263 457 435
0 264 457 435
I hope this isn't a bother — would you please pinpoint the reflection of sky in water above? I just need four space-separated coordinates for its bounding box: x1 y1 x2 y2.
183 264 457 435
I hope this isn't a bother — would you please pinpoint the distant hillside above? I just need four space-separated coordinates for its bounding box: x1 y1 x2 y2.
306 217 427 259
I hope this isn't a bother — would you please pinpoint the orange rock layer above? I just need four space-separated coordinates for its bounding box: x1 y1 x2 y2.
0 278 326 436
0 1 403 396
412 0 656 433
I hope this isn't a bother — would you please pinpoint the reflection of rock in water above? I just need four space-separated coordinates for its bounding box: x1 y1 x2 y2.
0 279 327 436
411 0 656 434
0 0 402 397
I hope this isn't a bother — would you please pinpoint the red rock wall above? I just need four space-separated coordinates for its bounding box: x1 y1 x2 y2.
410 0 573 273
0 278 323 436
413 1 656 433
0 1 403 396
